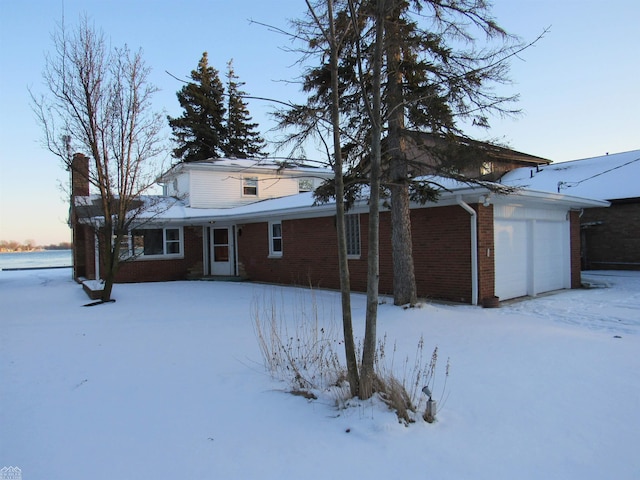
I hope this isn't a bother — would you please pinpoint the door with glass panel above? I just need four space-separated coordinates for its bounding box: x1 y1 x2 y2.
211 227 232 275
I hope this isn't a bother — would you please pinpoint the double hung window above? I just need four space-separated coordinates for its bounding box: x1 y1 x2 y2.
345 214 361 258
269 221 282 257
243 177 258 196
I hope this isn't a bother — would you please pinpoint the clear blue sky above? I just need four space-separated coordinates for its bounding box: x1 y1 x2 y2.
1 0 638 245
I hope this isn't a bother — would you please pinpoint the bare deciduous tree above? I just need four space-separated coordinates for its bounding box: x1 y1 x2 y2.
32 16 166 302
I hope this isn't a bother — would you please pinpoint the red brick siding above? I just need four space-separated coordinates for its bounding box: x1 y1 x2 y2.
114 226 204 283
477 205 495 301
238 218 347 290
581 202 640 270
73 223 96 280
570 210 582 287
238 205 479 303
410 206 473 302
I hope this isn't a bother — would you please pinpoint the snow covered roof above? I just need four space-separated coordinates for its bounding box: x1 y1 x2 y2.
157 157 334 182
130 175 607 226
500 150 640 201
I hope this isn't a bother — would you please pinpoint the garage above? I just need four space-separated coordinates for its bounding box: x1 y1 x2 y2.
494 204 571 301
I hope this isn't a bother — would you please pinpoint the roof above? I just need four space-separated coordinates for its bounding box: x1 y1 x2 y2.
157 157 334 182
405 131 551 167
500 150 640 201
123 176 608 226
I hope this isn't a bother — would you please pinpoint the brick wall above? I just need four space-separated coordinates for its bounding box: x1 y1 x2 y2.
581 201 640 270
238 218 346 290
73 223 96 280
477 204 496 301
238 204 480 303
569 210 582 286
71 153 90 197
410 206 473 302
114 226 204 283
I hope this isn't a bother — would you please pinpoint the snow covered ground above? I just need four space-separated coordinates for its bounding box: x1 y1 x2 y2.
1 269 639 479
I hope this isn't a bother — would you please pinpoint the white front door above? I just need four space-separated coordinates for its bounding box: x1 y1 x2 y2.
211 227 233 276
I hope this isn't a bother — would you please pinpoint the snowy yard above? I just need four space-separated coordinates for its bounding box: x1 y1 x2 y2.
1 269 639 479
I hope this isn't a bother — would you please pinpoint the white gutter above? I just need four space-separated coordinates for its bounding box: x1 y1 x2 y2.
456 195 478 306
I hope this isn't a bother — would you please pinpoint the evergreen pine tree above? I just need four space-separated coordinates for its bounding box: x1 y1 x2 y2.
281 0 530 306
224 60 267 158
168 52 227 162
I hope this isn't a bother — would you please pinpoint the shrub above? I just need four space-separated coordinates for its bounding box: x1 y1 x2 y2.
251 289 450 424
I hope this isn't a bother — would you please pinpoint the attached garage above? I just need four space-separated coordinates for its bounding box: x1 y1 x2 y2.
494 203 571 301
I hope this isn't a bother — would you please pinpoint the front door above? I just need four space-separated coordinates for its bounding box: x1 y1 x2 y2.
211 227 233 276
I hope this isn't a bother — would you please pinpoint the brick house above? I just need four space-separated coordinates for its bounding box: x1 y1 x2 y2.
501 149 640 271
71 152 608 304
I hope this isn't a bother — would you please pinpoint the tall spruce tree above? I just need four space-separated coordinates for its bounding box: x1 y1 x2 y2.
168 52 227 162
382 0 524 305
289 0 531 305
224 60 267 158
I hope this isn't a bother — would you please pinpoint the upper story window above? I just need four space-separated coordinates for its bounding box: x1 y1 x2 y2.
298 178 313 193
345 214 361 258
243 177 258 196
122 227 183 259
480 161 493 176
269 221 283 257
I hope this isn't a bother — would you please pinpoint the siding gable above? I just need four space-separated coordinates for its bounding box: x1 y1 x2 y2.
189 169 301 208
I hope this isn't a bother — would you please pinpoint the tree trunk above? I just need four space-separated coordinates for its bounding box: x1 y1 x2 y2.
385 0 417 306
98 226 117 303
327 0 360 397
359 0 385 400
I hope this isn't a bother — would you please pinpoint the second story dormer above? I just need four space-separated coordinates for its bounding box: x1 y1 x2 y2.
158 158 334 209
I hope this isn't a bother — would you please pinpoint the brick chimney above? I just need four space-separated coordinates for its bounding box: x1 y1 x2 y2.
71 153 90 197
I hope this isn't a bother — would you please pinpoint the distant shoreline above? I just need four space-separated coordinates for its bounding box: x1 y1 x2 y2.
0 247 71 254
1 265 72 271
0 249 73 270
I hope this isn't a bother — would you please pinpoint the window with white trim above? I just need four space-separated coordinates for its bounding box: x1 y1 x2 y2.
480 161 493 176
298 178 313 193
269 221 283 257
345 214 361 257
243 177 258 196
127 227 183 258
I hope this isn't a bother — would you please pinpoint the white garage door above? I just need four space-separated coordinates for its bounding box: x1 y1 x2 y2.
494 210 570 301
494 219 529 300
533 221 567 294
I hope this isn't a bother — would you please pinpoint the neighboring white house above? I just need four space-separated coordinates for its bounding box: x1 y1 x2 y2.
158 158 333 209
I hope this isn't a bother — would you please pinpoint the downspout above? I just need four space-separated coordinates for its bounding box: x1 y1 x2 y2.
456 195 478 306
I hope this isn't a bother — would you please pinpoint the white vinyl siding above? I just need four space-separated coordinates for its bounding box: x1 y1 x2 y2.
188 170 301 208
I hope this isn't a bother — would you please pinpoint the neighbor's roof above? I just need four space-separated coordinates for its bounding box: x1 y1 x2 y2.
500 150 640 201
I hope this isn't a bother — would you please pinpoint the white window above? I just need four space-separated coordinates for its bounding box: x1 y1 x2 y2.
127 227 183 258
298 178 313 193
345 214 361 258
243 177 258 196
480 161 493 176
269 221 283 257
